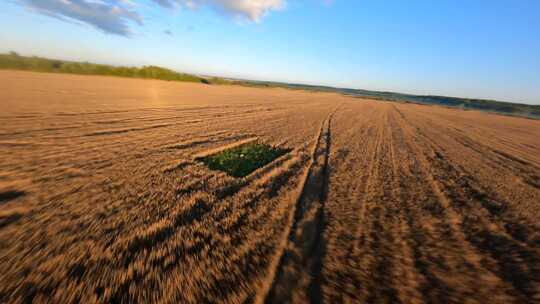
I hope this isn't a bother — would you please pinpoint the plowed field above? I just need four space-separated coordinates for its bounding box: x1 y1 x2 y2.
1 71 539 303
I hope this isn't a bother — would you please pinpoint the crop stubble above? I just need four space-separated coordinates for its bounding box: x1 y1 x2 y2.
0 71 539 303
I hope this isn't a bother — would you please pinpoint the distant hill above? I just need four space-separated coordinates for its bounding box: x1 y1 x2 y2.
234 81 540 119
339 89 540 119
1 52 538 119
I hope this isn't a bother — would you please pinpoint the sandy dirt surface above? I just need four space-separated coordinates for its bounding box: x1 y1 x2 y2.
0 71 539 303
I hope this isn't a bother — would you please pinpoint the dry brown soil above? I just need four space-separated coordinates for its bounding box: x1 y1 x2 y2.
1 71 539 303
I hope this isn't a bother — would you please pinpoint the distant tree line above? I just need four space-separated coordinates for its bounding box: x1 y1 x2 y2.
0 52 215 83
1 52 538 118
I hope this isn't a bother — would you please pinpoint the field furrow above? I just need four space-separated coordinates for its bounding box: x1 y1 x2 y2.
1 72 539 303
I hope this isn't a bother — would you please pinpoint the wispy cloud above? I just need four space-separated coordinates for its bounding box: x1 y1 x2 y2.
154 0 285 22
19 0 143 37
17 0 285 37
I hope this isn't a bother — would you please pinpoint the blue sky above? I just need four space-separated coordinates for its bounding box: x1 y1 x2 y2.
1 0 539 104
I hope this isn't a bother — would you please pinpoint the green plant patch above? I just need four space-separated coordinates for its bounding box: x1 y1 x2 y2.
198 142 291 178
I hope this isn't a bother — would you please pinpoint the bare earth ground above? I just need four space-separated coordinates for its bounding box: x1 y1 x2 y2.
0 71 539 304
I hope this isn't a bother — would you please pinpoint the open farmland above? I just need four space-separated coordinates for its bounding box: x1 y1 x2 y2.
1 71 539 303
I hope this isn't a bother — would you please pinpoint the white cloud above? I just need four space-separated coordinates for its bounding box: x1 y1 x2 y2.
153 0 285 22
17 0 285 37
19 0 142 36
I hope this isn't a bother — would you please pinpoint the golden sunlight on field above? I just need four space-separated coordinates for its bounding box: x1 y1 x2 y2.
1 71 539 303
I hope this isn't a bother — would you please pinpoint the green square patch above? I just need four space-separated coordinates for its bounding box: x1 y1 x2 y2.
198 142 291 178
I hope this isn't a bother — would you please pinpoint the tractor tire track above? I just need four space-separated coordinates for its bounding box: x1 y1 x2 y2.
257 106 339 304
